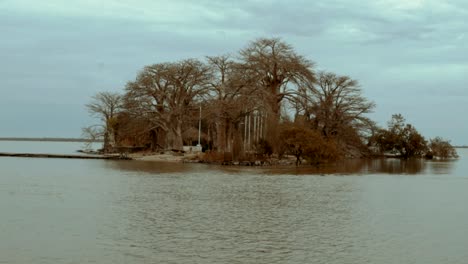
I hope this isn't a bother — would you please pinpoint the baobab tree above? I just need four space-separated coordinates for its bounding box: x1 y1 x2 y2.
297 71 375 154
84 91 123 152
124 59 212 151
239 38 316 149
204 55 263 153
239 38 315 116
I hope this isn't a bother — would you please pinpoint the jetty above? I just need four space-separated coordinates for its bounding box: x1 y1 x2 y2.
0 152 131 160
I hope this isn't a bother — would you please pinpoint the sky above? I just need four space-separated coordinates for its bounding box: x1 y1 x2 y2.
0 0 467 144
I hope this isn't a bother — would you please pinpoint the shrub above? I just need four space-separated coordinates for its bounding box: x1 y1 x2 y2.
427 137 458 159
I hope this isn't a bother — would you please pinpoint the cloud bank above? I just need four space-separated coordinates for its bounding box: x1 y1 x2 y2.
0 0 466 143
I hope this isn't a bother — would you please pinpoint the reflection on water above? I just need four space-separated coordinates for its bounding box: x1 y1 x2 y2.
105 160 210 174
365 158 426 174
428 159 458 175
110 157 456 176
258 158 430 175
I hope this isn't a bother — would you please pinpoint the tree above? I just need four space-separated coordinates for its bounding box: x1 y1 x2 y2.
427 137 458 159
85 91 122 152
296 71 375 155
240 38 315 114
239 38 316 150
124 59 212 151
374 114 427 158
204 55 260 153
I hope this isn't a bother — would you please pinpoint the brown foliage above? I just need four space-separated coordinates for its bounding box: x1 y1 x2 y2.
428 137 458 159
373 114 428 158
279 124 340 165
84 38 456 162
295 71 375 155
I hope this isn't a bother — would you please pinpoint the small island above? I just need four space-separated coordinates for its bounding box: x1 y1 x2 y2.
84 38 457 166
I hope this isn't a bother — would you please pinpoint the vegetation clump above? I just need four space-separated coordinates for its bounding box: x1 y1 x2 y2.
427 137 459 159
279 124 339 166
84 38 457 164
372 114 457 159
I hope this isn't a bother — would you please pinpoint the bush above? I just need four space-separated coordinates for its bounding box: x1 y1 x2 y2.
373 114 427 158
280 124 340 166
427 137 458 159
254 139 273 157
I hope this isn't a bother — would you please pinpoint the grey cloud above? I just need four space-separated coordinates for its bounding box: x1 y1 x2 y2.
1 1 467 143
187 0 440 43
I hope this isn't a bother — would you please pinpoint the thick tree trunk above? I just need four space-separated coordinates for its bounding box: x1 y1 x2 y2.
217 118 227 152
171 120 184 151
149 129 158 151
103 126 116 153
265 111 280 154
103 131 110 153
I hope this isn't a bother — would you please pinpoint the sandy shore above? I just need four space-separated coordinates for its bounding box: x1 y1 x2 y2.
129 152 199 162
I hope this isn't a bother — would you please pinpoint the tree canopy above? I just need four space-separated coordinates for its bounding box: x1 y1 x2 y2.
84 92 122 152
124 59 212 150
84 37 457 163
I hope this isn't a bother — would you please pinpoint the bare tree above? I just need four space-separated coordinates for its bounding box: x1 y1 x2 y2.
298 71 375 155
239 38 315 116
204 55 262 154
124 59 212 151
85 91 123 152
239 38 316 150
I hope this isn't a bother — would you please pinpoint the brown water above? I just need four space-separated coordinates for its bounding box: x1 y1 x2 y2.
1 142 468 263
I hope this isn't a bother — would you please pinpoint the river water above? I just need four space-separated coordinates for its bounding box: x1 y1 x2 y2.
1 141 468 263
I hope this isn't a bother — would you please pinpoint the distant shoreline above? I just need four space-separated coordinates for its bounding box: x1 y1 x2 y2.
0 137 102 143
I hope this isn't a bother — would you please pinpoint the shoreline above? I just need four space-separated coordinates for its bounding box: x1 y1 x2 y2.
130 153 189 162
0 152 130 160
129 152 303 166
0 149 458 164
128 151 459 165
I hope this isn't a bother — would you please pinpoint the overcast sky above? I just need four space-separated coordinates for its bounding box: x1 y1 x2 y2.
0 0 467 144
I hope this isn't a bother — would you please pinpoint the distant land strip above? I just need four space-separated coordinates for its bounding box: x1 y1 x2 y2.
0 137 102 142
